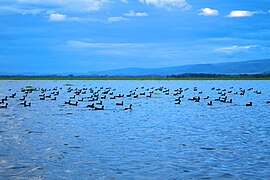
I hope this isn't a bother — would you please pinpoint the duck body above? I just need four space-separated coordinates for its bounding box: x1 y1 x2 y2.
86 103 95 108
116 101 123 106
94 105 104 110
0 103 8 108
69 101 78 106
124 104 132 110
24 102 31 107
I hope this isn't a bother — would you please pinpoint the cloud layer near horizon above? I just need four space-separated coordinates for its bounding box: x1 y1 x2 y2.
0 0 269 73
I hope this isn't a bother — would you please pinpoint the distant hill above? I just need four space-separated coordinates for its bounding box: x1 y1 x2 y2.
91 59 270 76
0 59 269 77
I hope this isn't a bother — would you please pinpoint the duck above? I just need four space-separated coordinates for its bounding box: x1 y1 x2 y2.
65 100 71 104
116 101 124 106
19 96 26 101
226 99 233 103
204 96 209 100
94 105 104 110
208 101 213 106
24 102 31 107
69 101 78 106
20 100 26 105
51 97 57 101
78 98 84 102
96 101 102 105
256 91 261 94
86 103 95 108
267 100 270 104
124 104 132 110
45 94 51 98
40 96 45 100
9 93 16 98
246 102 252 106
0 103 8 108
70 95 76 99
110 96 116 99
175 100 181 104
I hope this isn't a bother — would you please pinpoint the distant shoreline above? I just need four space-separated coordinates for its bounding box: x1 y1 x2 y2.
0 77 269 80
1 73 270 80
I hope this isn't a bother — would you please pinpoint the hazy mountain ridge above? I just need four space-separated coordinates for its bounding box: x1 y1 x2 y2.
92 59 270 76
0 59 269 76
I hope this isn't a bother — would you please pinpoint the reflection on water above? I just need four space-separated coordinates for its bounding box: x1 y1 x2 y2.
0 80 270 179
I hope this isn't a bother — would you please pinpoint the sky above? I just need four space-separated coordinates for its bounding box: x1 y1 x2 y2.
0 0 270 74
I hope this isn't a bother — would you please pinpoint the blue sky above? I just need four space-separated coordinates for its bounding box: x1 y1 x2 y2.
0 0 269 74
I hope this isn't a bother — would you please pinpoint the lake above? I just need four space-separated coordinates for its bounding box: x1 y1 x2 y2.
0 80 270 179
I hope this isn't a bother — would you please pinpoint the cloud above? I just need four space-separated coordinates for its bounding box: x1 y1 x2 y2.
48 13 67 21
138 0 191 10
227 10 259 17
107 16 129 22
0 0 109 14
0 6 43 15
215 45 257 52
121 0 128 3
124 10 148 17
47 12 103 22
66 40 147 48
199 8 219 16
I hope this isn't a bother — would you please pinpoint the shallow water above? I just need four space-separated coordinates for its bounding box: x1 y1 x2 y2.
0 80 270 179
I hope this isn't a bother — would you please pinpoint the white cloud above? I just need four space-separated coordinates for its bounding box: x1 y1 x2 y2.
1 0 109 14
124 10 148 17
48 13 67 21
199 8 219 16
227 10 258 17
67 40 147 48
139 0 191 10
0 6 42 15
107 16 129 22
216 45 257 52
47 12 104 22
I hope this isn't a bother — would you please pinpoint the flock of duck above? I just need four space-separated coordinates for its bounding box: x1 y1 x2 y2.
0 85 269 110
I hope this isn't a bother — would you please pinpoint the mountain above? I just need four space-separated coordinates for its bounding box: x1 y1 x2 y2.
91 59 270 76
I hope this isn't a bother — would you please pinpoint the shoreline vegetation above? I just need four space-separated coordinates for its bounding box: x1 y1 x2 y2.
0 73 270 80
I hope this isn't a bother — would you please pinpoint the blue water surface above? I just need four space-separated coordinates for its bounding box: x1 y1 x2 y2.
0 80 269 179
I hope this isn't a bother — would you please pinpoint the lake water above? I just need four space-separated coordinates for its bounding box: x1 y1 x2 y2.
0 80 270 179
